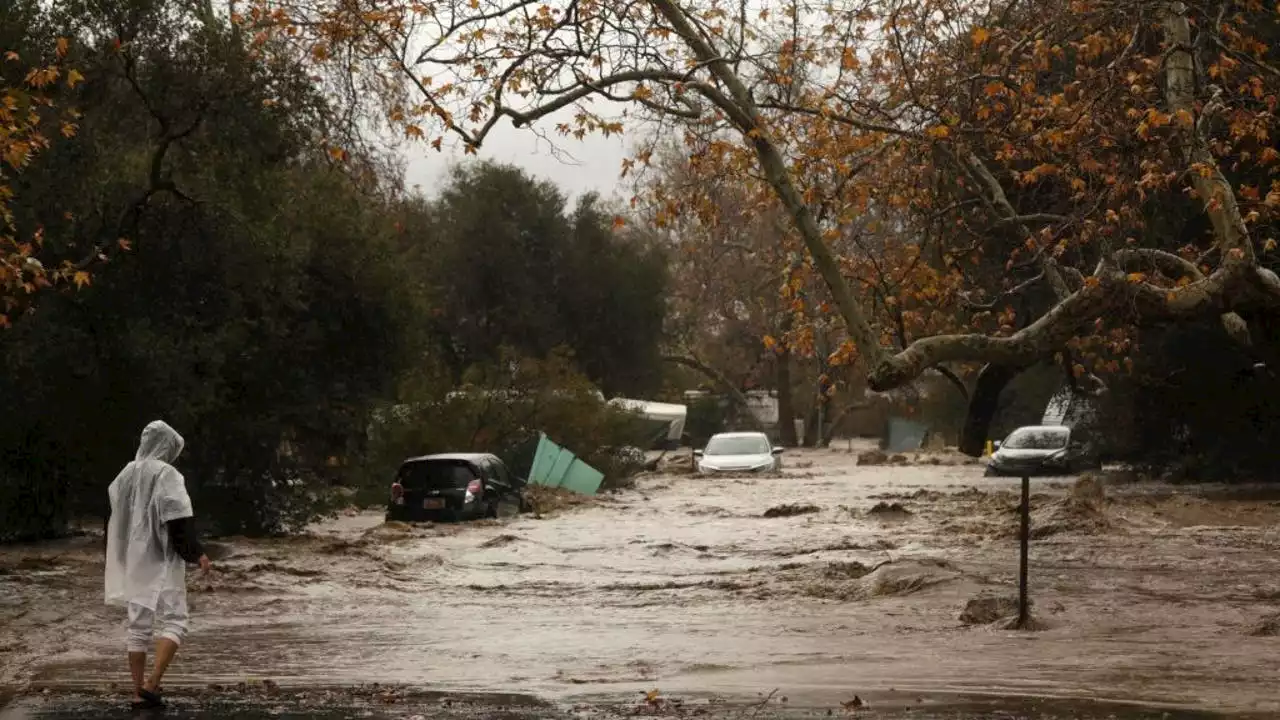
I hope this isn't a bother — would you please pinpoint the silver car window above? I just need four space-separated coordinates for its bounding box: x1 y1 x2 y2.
1003 428 1069 450
705 436 770 455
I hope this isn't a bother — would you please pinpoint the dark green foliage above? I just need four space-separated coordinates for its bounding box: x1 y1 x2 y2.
683 395 731 448
0 2 670 540
418 163 669 397
1122 321 1280 482
363 349 652 498
0 6 418 538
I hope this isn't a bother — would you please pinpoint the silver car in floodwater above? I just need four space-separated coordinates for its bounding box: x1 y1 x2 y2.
695 431 783 474
986 424 1100 476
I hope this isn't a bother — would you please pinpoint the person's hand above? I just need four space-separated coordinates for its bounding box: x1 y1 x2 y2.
198 554 212 574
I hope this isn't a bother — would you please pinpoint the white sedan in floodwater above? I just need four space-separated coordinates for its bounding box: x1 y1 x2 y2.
695 431 784 474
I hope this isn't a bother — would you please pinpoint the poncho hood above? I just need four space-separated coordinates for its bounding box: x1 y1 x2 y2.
136 420 184 464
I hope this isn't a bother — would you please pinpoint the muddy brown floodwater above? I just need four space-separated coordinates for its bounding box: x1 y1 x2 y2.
3 444 1280 716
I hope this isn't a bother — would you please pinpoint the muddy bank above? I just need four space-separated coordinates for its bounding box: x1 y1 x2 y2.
4 449 1280 714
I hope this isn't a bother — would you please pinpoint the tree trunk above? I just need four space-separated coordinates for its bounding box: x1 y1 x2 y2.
776 349 798 446
958 363 1030 456
803 401 823 447
646 0 887 372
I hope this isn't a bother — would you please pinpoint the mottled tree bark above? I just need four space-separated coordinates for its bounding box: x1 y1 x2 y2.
775 350 798 446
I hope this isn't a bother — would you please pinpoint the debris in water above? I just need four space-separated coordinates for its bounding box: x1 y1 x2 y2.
868 501 912 516
763 503 822 518
480 534 522 549
657 452 697 475
841 695 864 712
856 449 888 466
525 485 592 516
959 594 1024 625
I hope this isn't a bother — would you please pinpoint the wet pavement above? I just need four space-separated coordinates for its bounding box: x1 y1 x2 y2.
3 445 1280 716
1 689 1274 720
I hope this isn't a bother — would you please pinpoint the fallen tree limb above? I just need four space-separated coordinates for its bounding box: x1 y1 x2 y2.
661 353 765 431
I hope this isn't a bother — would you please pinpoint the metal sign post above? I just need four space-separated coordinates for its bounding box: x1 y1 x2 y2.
1018 475 1031 628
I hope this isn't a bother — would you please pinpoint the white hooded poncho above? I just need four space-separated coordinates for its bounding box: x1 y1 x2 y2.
105 420 194 609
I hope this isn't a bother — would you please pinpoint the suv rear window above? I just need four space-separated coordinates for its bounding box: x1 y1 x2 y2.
398 460 479 490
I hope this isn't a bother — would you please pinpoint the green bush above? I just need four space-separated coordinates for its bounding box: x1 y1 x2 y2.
361 348 651 500
684 395 730 447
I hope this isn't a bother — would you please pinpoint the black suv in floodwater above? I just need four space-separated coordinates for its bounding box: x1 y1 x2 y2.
387 453 528 522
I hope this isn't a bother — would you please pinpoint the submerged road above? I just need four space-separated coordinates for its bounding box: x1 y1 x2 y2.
3 447 1280 715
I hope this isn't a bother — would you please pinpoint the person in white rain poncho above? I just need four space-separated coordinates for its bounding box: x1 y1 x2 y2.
106 420 212 709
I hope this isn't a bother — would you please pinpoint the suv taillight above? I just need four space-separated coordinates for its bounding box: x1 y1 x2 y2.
391 482 404 505
466 479 483 496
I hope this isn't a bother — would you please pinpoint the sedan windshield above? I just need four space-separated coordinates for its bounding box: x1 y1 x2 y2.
705 436 771 456
1003 428 1069 450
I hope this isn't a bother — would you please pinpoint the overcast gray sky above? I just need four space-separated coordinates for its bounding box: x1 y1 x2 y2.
401 114 637 203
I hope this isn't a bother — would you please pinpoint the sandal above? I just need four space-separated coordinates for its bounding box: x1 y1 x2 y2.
137 689 165 709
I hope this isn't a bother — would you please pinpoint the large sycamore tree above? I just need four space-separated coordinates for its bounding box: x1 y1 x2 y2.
246 0 1280 449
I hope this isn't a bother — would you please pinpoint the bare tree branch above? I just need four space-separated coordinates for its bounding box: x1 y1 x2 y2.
661 353 765 431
